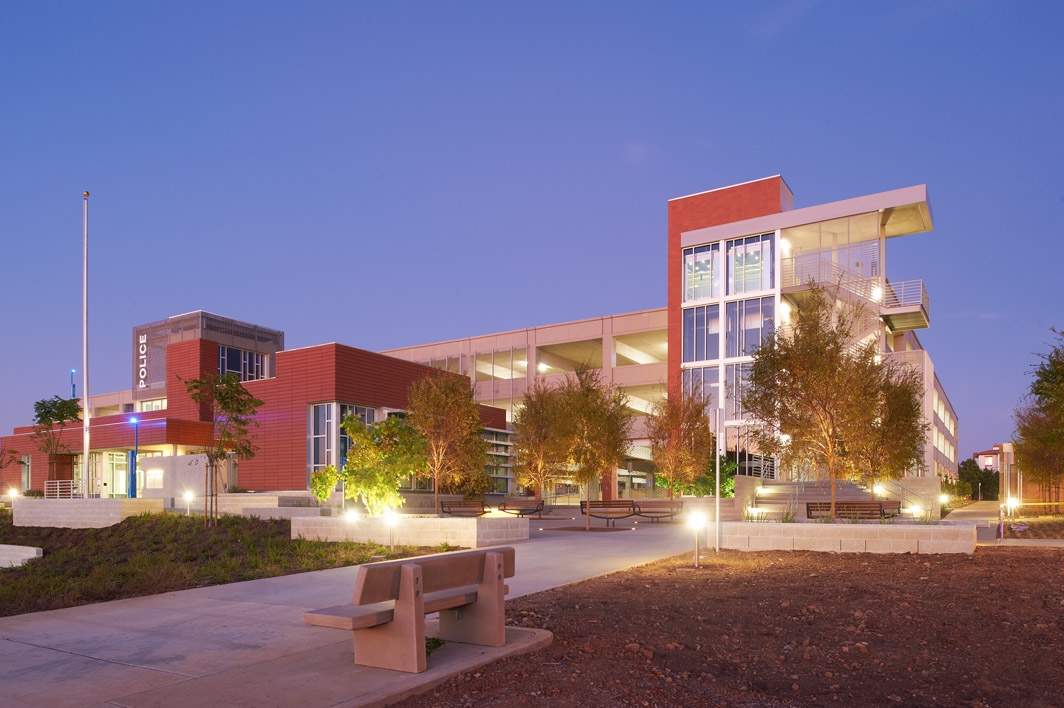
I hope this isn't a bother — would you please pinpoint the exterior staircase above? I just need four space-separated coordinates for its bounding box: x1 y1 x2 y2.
749 479 876 520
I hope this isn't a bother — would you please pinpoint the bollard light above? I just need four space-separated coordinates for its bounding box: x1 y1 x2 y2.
688 512 707 568
384 509 399 551
345 509 359 522
184 490 194 516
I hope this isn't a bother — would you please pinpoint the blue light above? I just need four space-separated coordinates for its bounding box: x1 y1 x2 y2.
130 417 138 425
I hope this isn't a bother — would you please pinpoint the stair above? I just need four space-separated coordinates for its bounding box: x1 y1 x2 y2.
749 479 876 520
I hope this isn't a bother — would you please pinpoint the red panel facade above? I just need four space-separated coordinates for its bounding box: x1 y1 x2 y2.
666 176 788 393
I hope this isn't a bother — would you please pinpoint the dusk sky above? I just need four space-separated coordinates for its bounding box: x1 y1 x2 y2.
2 2 1061 459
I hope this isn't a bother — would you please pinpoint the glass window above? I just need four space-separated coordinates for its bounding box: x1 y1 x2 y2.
310 403 332 472
726 233 774 295
682 366 720 411
682 305 720 364
683 244 721 301
725 363 751 421
726 301 740 358
219 345 267 382
339 404 375 466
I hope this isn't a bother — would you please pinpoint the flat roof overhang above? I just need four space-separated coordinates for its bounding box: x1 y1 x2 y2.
680 184 933 248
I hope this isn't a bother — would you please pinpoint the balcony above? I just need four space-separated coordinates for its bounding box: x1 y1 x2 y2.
880 279 929 331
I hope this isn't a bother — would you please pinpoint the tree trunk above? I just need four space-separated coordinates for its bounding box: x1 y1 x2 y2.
434 482 440 517
203 462 209 528
584 481 591 531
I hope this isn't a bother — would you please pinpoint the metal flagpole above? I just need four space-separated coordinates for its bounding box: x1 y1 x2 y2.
82 191 90 498
714 407 722 552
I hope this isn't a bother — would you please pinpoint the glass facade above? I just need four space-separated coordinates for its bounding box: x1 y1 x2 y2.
726 233 774 294
339 404 376 467
683 243 721 301
725 297 775 357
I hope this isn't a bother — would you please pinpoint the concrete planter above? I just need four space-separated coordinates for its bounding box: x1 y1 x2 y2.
718 520 976 554
291 515 529 549
12 498 164 529
0 544 42 568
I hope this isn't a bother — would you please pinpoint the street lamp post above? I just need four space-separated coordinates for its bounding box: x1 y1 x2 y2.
129 417 139 499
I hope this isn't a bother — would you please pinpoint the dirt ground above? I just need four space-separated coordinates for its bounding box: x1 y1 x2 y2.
394 545 1064 708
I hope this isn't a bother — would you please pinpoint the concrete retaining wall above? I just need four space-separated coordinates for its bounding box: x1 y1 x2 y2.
242 507 330 520
718 521 976 554
13 498 164 528
0 544 43 568
291 516 529 549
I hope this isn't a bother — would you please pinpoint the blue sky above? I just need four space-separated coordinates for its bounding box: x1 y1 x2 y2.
1 1 1061 458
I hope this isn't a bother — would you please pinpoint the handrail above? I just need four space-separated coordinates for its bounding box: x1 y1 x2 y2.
44 480 86 499
876 479 930 514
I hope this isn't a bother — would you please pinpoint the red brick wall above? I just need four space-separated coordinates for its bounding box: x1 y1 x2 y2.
165 339 218 421
667 177 788 393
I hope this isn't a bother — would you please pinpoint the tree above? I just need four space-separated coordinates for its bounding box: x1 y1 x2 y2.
558 366 632 531
658 455 738 498
743 285 881 516
406 374 488 515
336 414 426 516
958 458 998 500
646 385 715 498
30 396 82 481
181 373 263 526
1014 329 1064 504
512 377 568 508
849 359 928 500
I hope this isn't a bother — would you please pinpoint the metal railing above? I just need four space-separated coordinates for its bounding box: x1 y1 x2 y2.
883 279 930 318
44 480 86 499
876 479 930 516
780 255 929 321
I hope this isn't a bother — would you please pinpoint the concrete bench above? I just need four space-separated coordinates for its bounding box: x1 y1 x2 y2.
633 499 683 522
498 497 545 517
440 499 488 517
806 501 898 520
579 500 636 527
303 547 516 673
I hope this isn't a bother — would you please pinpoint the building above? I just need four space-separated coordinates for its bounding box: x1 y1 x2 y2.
389 176 960 490
1 311 506 498
3 176 959 499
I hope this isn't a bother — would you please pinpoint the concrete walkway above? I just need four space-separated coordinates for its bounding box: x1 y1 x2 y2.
0 516 692 708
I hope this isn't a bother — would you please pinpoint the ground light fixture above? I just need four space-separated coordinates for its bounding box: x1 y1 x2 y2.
688 512 707 568
384 509 399 551
184 490 194 516
939 494 950 505
344 509 359 522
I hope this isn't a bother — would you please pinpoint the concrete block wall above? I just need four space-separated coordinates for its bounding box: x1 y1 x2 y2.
13 498 164 529
291 516 529 549
0 544 42 568
718 521 975 554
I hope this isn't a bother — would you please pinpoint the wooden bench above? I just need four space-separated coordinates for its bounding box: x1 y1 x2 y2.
498 497 545 517
579 500 636 527
633 498 684 523
806 501 897 520
440 499 488 517
303 547 516 673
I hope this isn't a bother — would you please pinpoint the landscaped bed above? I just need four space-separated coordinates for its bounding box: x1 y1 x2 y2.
0 508 455 617
394 547 1064 708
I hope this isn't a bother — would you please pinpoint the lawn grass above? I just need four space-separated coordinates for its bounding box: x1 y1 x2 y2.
0 507 455 617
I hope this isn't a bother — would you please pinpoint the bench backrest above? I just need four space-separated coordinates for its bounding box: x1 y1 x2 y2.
636 499 683 508
580 500 634 510
444 500 485 508
352 547 516 605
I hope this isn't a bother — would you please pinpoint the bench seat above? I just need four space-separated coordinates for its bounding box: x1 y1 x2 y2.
440 499 488 516
633 499 683 523
580 500 636 527
498 498 544 517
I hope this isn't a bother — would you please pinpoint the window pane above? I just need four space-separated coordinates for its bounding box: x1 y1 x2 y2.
706 305 720 361
761 297 775 346
693 306 705 362
682 309 694 363
726 301 740 358
743 299 761 355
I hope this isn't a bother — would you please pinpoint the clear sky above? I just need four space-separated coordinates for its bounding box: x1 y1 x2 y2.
1 1 1061 459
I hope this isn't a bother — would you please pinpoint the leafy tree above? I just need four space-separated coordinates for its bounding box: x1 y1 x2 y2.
743 285 880 516
309 464 340 506
647 386 715 498
30 396 82 480
406 374 488 514
339 414 425 516
1014 329 1064 504
558 366 632 531
181 373 263 526
657 455 737 498
958 457 998 500
512 377 568 506
850 359 928 499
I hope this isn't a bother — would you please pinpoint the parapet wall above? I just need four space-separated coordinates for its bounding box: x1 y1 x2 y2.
718 521 976 554
13 498 164 529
